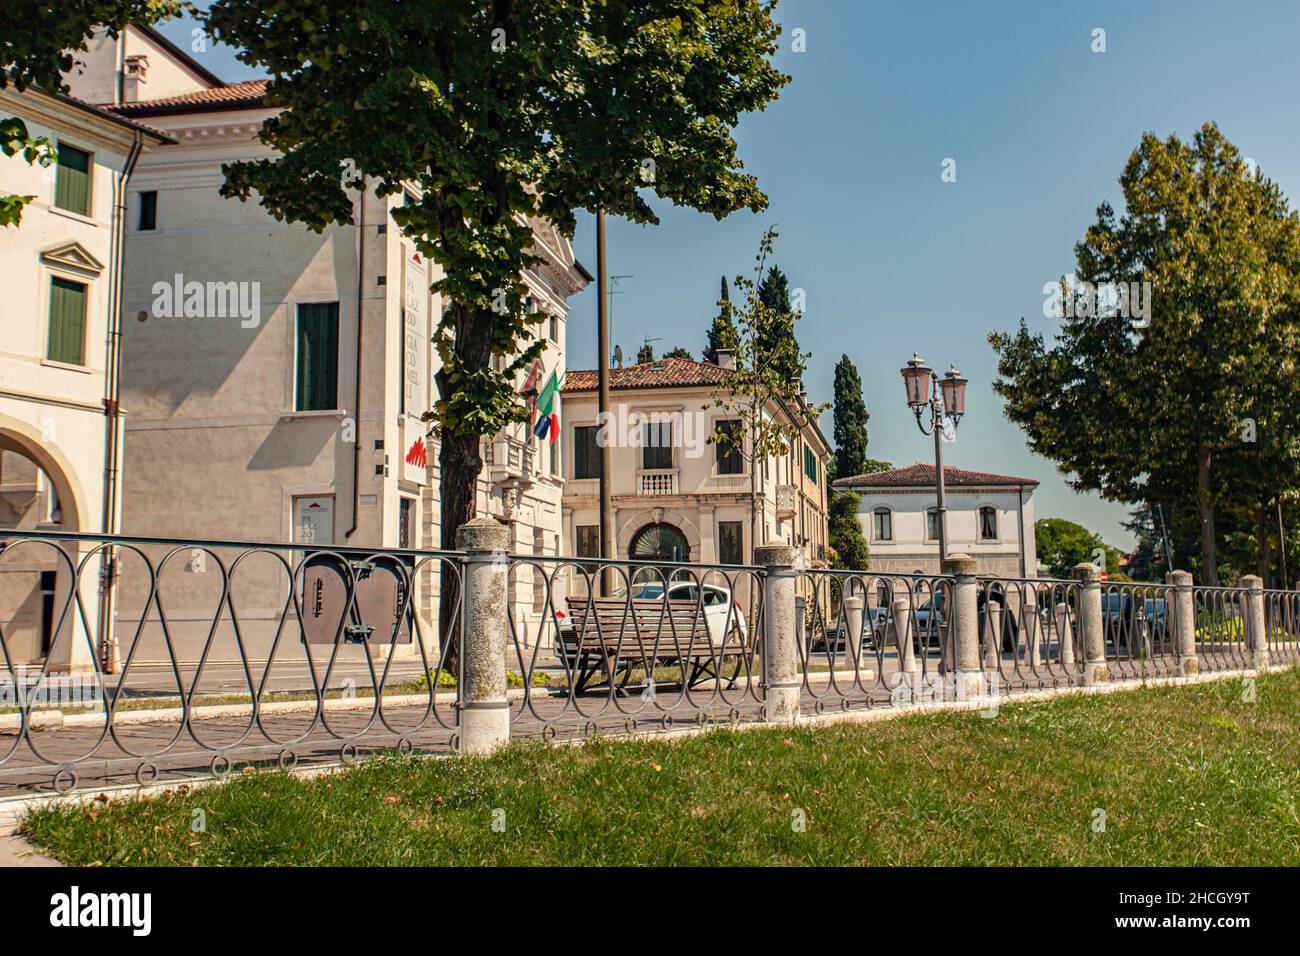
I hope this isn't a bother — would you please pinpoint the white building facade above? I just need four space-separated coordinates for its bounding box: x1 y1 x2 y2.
833 463 1038 578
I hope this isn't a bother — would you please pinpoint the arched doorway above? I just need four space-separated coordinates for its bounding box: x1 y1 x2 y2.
629 522 690 563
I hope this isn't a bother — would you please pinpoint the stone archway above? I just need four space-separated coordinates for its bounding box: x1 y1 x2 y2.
629 522 691 563
616 507 702 560
0 412 86 533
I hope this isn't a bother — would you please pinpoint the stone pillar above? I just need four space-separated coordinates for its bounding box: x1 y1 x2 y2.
842 596 864 647
942 554 983 698
1074 563 1107 685
1055 602 1076 669
456 518 511 755
1241 574 1269 672
892 598 917 678
1025 593 1042 667
756 542 801 724
1167 570 1198 675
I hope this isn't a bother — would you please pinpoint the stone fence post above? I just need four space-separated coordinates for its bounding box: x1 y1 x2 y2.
942 554 983 699
456 518 511 754
1167 570 1198 675
1074 563 1107 685
1241 574 1269 672
756 543 801 724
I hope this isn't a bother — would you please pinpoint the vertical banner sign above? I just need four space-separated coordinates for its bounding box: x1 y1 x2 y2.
403 246 430 485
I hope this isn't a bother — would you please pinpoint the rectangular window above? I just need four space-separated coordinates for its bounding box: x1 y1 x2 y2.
926 509 941 541
719 521 744 565
872 509 893 541
573 425 600 479
549 315 558 341
979 507 998 540
642 421 673 470
46 277 87 365
576 524 599 573
550 434 559 478
55 143 91 215
715 420 743 475
804 445 818 482
137 190 157 230
398 497 414 549
295 302 340 411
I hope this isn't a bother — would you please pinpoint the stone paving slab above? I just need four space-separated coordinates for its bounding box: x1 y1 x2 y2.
0 833 60 867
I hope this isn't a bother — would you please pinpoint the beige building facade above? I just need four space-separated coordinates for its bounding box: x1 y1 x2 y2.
0 83 170 669
559 354 831 583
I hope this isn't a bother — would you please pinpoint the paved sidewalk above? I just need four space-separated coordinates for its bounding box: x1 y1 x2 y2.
0 833 59 867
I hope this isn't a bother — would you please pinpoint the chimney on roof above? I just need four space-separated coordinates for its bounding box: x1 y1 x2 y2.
123 54 149 102
715 348 735 371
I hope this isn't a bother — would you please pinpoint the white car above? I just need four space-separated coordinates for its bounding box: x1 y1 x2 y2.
627 582 749 646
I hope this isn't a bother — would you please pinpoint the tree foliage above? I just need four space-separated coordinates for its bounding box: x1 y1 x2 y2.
756 264 800 384
662 345 693 360
831 353 869 479
828 489 869 571
1035 517 1123 580
991 123 1300 584
703 275 738 364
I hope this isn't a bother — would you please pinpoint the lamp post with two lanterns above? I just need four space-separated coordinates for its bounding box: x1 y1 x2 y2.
900 354 968 562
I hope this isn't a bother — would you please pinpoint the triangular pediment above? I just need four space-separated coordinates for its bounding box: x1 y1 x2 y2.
40 241 105 276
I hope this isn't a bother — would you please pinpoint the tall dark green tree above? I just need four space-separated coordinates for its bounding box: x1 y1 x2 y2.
756 265 801 384
662 345 693 360
990 123 1300 584
829 490 869 570
703 276 737 363
831 354 869 479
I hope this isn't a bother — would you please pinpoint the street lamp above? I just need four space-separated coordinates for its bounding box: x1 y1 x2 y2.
900 354 968 562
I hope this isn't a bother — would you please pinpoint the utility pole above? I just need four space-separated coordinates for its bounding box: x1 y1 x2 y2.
597 210 613 594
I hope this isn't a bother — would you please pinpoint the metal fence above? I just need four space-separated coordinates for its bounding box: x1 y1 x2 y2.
1 527 1293 797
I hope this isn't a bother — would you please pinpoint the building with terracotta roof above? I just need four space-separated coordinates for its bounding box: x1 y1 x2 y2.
560 353 831 574
0 81 172 670
833 463 1039 577
54 26 588 664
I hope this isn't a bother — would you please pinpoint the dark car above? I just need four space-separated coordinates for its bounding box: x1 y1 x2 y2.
864 588 1018 654
1103 591 1167 652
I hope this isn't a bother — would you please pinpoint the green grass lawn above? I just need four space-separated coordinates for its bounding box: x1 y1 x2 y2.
21 669 1300 866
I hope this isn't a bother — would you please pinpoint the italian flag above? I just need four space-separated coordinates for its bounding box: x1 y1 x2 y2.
532 368 561 445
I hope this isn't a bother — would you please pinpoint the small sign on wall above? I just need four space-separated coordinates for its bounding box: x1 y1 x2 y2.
293 495 335 545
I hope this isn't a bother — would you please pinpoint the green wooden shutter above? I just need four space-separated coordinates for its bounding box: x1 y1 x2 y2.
55 144 91 215
296 303 339 411
47 278 87 364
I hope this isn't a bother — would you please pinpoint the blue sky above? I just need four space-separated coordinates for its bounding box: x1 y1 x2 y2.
158 1 1300 546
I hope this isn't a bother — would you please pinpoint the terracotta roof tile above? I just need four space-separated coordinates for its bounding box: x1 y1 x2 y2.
563 357 728 392
109 79 269 115
833 463 1039 489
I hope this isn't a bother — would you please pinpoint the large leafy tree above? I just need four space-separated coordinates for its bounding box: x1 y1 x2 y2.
703 275 738 363
831 354 869 479
991 124 1300 584
1035 517 1123 580
1 1 178 225
201 1 789 640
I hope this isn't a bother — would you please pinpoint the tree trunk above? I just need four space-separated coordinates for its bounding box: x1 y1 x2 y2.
1256 504 1273 585
1195 444 1219 585
436 304 496 670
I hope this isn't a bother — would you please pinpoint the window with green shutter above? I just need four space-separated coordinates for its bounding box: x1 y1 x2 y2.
55 144 91 216
47 277 87 365
296 302 340 411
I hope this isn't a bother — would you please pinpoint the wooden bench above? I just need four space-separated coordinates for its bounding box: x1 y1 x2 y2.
559 597 752 694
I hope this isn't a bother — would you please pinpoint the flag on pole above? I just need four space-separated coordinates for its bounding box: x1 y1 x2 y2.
532 368 561 445
522 359 541 425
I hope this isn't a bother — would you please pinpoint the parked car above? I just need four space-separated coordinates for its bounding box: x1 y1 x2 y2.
1103 591 1166 652
624 582 749 645
866 588 1018 653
